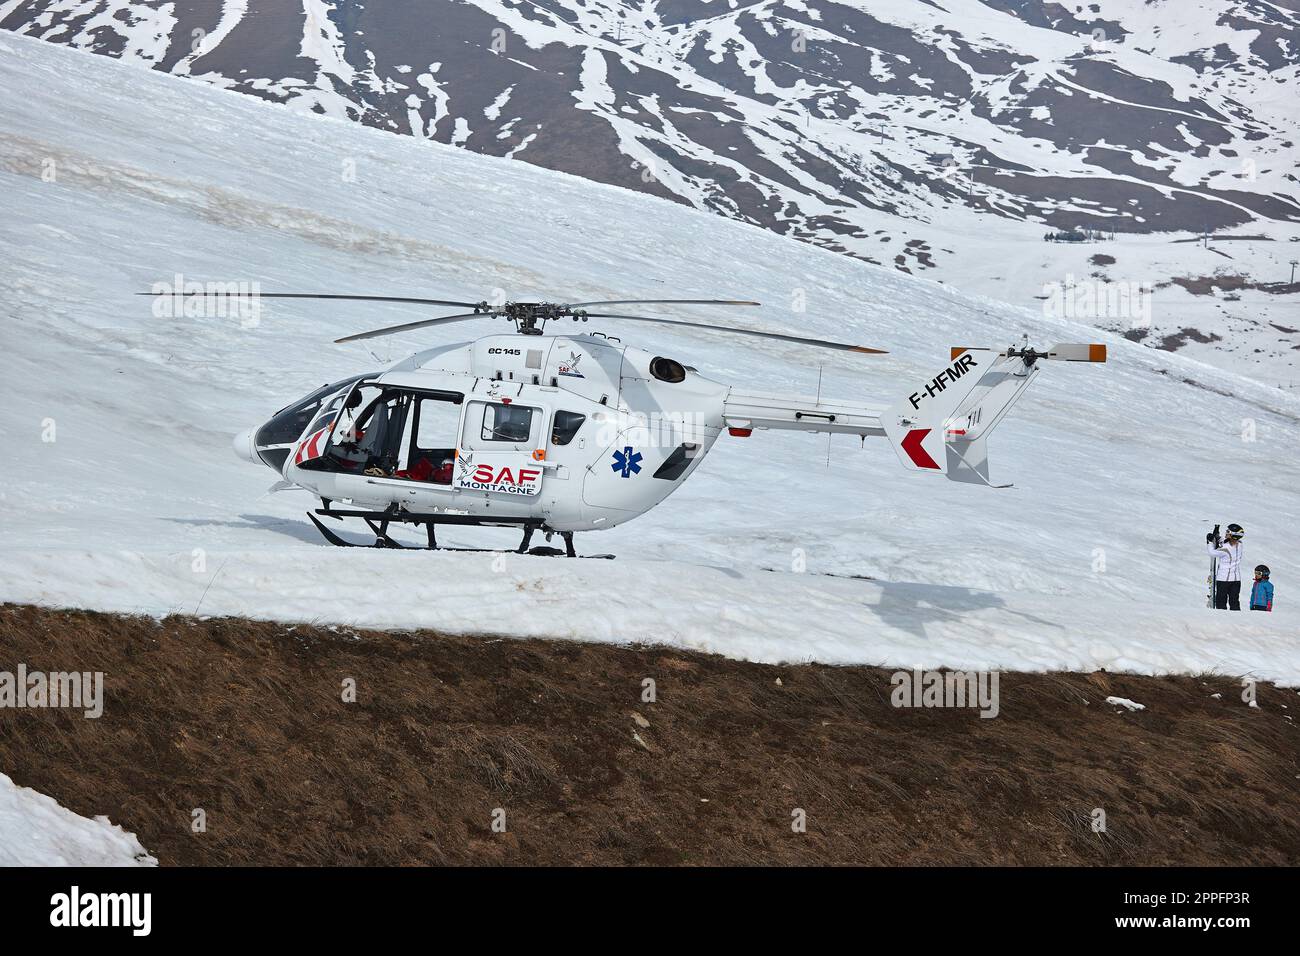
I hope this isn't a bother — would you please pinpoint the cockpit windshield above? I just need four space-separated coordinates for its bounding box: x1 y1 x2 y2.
253 374 373 470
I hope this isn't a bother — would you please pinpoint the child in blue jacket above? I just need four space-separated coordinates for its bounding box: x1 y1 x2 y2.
1250 565 1273 612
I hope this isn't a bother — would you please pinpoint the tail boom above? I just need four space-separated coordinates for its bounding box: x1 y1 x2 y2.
718 340 1103 489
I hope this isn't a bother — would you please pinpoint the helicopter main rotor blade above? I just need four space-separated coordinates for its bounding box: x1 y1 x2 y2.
580 313 888 354
567 298 761 308
334 312 488 344
136 292 483 309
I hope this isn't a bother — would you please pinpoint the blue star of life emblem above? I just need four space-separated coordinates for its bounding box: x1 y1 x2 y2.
611 446 642 478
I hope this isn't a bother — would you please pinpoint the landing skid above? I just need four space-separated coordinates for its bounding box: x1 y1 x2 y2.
306 509 613 559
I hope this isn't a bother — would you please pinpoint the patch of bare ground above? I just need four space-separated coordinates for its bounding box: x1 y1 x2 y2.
0 603 1297 866
1117 326 1224 351
1158 273 1300 296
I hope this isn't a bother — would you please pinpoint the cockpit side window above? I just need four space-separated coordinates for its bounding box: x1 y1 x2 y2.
299 384 410 475
306 395 346 436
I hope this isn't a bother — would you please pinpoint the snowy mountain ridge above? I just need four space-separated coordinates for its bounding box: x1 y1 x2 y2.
4 0 1299 383
6 0 1296 240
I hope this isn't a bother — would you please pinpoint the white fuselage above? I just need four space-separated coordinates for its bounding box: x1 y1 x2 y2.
235 332 1092 541
243 333 733 532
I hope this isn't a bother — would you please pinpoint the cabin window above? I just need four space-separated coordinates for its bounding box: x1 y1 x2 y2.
653 443 700 481
551 410 585 446
398 393 463 484
414 395 462 450
480 402 534 443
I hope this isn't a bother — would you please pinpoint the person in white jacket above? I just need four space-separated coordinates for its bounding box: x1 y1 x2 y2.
1207 524 1245 610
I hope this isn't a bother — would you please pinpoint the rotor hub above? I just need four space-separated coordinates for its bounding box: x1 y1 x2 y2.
494 301 592 334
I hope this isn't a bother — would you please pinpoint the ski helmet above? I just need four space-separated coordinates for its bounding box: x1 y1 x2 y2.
1226 523 1244 539
1255 565 1270 579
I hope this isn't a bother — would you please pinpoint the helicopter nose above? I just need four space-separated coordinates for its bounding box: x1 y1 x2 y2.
232 428 257 463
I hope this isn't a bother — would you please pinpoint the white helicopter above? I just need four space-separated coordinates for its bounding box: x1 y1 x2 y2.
184 292 1104 557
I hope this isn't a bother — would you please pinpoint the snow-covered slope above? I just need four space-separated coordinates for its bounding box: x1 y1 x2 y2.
3 32 1299 684
0 772 155 865
4 0 1298 383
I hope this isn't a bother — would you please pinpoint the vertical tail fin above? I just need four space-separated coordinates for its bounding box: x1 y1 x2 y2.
883 343 1104 487
882 348 1000 476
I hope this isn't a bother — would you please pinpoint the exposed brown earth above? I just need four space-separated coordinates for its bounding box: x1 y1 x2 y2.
1158 273 1300 296
1120 325 1224 351
1 603 1297 866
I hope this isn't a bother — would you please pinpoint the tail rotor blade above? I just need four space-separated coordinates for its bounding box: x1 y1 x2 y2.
1046 343 1108 362
580 312 887 354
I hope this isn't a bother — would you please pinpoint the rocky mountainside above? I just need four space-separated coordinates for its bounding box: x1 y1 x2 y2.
5 0 1298 381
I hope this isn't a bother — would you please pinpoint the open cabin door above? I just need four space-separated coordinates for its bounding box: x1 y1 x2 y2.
289 383 468 508
394 390 463 485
